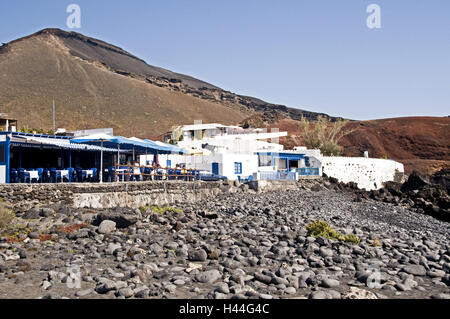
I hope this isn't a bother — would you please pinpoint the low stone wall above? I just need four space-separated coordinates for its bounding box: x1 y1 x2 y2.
248 180 299 192
0 181 228 209
0 180 323 209
322 157 405 191
71 181 227 209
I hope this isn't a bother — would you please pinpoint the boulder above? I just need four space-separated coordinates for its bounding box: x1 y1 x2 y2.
195 270 221 284
401 171 429 192
23 207 40 219
95 208 138 228
188 249 208 262
402 265 427 276
98 220 116 234
343 287 378 299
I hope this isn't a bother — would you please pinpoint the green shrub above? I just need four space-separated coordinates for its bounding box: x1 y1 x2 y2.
298 115 353 156
306 220 342 240
306 220 359 244
0 204 15 232
343 234 360 244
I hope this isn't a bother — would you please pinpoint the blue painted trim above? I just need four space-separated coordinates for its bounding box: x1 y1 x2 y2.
6 135 10 183
68 148 72 183
234 162 242 174
256 152 305 160
0 131 71 140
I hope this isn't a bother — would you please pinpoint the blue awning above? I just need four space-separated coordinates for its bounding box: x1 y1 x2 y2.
256 152 305 160
144 139 188 154
71 134 168 154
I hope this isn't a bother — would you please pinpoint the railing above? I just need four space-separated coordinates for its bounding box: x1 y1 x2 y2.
297 167 320 176
259 171 297 181
112 164 199 182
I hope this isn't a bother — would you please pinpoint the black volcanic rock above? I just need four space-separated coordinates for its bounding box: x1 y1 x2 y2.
401 171 430 193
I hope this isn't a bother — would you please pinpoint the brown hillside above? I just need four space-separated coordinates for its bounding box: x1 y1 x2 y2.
0 29 250 137
268 117 450 175
0 28 335 137
341 117 450 175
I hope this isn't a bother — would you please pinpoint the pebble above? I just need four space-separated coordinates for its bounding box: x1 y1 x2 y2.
195 270 221 284
98 220 116 234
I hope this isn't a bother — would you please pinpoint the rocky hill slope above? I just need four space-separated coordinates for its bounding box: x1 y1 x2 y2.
0 28 334 137
267 116 450 175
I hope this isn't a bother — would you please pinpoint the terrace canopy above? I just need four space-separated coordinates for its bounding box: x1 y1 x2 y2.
148 140 189 155
71 134 175 182
128 137 172 154
70 133 122 183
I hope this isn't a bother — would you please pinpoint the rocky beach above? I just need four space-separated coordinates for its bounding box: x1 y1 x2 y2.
0 178 448 300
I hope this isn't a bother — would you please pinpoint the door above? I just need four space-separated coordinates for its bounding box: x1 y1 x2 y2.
212 162 219 175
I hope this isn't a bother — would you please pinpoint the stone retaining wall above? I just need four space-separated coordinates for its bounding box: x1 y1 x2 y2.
0 180 313 209
0 181 228 209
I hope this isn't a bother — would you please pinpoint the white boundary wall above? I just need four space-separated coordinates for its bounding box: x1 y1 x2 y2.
322 157 404 190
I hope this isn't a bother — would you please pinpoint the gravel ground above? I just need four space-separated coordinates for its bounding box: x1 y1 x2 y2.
0 185 449 299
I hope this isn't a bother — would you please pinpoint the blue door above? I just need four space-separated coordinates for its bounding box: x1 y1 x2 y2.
212 162 219 175
0 137 10 183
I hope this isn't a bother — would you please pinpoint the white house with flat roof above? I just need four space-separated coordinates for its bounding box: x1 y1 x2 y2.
141 123 322 181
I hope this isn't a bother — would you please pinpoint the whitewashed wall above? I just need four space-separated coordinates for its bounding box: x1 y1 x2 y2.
140 154 258 180
0 135 6 183
322 157 404 190
0 166 5 184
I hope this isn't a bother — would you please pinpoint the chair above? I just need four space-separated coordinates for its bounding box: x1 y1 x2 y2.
90 168 98 182
75 168 86 183
49 168 62 183
66 168 76 183
10 169 18 183
131 167 142 182
143 167 152 181
106 166 115 182
167 169 174 180
41 169 50 183
189 170 197 181
120 166 129 182
18 168 30 183
36 168 44 183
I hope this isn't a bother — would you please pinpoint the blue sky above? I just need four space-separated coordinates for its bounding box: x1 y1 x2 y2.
1 0 449 120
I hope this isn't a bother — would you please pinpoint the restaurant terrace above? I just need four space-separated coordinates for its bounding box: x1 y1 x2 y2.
0 131 189 184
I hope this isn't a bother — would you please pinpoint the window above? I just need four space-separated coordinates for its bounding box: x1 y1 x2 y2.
258 154 272 167
0 144 4 163
234 162 242 174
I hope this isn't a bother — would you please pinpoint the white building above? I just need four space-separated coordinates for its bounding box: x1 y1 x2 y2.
141 123 323 181
322 156 404 190
139 122 405 190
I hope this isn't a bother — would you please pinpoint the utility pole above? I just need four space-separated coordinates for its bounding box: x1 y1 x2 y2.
52 100 55 133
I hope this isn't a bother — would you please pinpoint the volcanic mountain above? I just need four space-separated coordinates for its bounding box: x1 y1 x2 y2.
0 28 333 137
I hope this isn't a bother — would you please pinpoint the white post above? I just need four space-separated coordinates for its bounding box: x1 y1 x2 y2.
100 141 104 184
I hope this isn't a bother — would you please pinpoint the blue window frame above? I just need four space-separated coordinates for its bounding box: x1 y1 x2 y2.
212 163 219 175
234 162 242 174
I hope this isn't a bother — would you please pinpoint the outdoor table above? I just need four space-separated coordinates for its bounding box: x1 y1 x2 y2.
115 169 126 181
157 169 166 180
84 170 94 179
25 170 39 182
58 170 69 183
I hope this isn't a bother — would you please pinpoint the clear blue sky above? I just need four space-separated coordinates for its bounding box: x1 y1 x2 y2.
1 0 449 120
